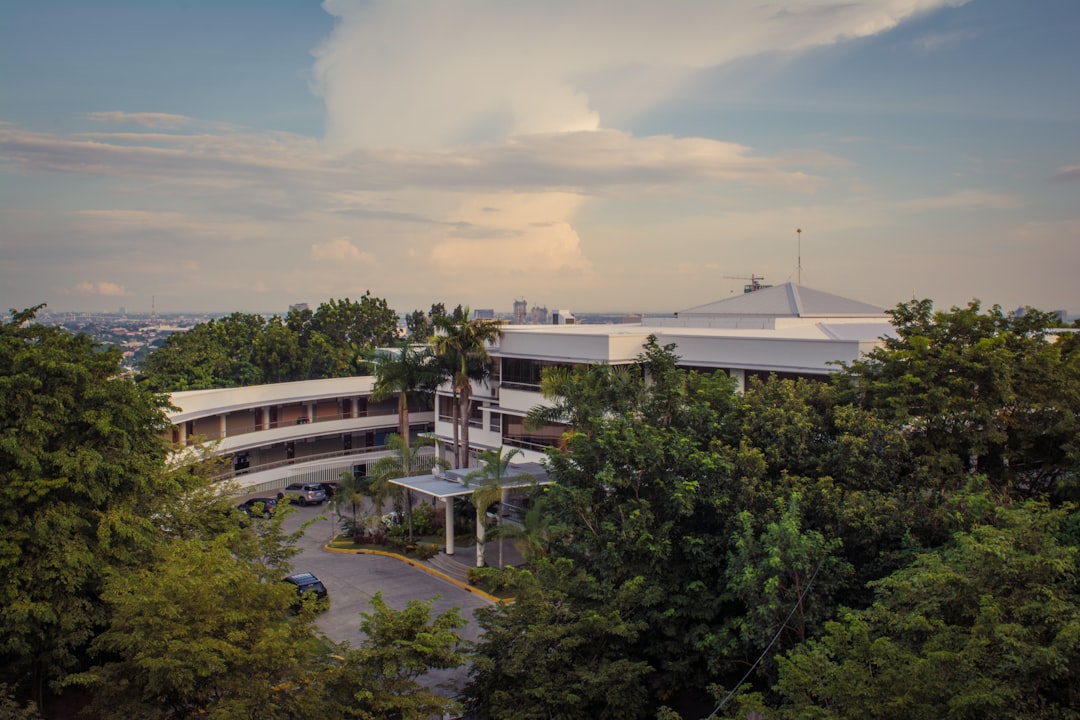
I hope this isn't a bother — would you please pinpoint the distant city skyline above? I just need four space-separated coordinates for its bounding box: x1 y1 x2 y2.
2 1 1078 317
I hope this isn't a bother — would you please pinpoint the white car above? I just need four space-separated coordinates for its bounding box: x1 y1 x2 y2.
282 483 327 506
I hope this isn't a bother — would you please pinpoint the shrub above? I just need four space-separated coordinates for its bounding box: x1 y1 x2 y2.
466 566 517 591
415 543 439 560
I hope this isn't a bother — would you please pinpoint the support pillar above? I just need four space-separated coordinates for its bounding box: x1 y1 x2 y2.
219 415 227 441
729 368 746 394
476 505 486 568
444 499 455 556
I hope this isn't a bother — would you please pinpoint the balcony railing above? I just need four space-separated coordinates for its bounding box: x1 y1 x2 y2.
212 444 391 482
180 407 406 445
501 435 560 452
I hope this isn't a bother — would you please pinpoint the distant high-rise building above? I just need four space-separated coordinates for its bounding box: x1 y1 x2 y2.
513 299 527 324
552 309 575 325
530 305 548 324
472 308 495 319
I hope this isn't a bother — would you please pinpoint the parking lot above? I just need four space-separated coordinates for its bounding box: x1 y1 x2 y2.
280 501 495 694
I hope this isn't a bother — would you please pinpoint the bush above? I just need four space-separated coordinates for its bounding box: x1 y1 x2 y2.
466 566 517 591
411 503 436 535
415 543 439 560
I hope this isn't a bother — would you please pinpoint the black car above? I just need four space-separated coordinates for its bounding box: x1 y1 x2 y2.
237 497 278 517
318 482 337 499
283 572 328 610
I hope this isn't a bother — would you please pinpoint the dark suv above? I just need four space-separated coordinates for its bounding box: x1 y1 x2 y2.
282 483 327 506
283 572 328 610
237 497 278 517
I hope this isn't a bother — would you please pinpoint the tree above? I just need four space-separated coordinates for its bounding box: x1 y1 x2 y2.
431 308 503 468
369 341 444 452
69 533 318 720
305 294 400 378
526 339 748 701
465 558 653 720
466 446 529 568
720 493 850 678
771 496 1080 720
0 306 173 707
836 299 1080 500
369 434 446 542
313 592 467 719
329 469 381 541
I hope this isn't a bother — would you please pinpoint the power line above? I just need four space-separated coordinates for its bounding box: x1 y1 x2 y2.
705 557 826 719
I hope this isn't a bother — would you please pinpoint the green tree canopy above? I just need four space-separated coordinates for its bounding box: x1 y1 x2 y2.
311 592 467 720
770 495 1080 720
837 299 1080 500
139 293 403 391
0 306 173 706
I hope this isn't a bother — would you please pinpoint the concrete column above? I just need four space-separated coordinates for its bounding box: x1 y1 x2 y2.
476 505 486 567
352 397 359 417
177 423 187 446
261 407 269 431
730 368 746 394
219 415 227 440
306 403 314 423
444 499 455 556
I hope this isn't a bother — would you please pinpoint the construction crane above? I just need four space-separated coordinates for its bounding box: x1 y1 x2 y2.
724 274 771 294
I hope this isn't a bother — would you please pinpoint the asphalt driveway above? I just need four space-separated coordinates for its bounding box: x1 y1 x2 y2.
280 502 494 695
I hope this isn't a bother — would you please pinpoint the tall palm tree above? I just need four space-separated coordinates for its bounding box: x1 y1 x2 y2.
369 434 446 542
431 308 503 468
466 447 529 568
370 340 444 453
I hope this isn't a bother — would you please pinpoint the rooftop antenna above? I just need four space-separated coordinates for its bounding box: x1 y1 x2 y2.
796 228 802 285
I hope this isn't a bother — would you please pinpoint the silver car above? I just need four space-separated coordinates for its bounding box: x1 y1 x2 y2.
282 482 327 506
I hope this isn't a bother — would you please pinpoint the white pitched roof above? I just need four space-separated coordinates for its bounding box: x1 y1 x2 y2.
677 282 887 319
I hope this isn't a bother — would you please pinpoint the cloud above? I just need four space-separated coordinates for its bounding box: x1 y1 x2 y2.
310 236 375 263
0 126 830 196
899 189 1020 211
75 281 130 297
1049 166 1080 184
431 192 593 276
314 0 966 149
81 111 194 129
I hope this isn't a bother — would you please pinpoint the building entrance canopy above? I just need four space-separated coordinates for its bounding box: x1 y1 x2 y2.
388 462 550 566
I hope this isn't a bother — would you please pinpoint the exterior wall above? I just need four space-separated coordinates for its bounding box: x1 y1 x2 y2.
167 376 431 489
225 410 258 437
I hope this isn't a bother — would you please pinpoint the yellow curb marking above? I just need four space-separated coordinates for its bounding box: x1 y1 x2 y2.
324 545 510 603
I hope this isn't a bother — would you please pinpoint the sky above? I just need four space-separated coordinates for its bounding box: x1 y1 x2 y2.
1 0 1078 317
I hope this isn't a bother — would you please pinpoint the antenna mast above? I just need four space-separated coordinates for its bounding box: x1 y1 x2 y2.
796 228 802 285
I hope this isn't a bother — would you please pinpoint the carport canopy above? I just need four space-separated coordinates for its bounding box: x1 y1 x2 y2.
388 462 550 562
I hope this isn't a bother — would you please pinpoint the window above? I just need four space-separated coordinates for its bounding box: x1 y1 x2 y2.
501 358 574 390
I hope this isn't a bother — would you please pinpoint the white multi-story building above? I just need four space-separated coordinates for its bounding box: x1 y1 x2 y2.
167 376 434 493
164 282 893 564
431 282 893 467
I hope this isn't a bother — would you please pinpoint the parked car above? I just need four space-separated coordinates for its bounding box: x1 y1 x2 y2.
282 483 327 506
237 497 278 517
283 572 328 611
318 482 337 499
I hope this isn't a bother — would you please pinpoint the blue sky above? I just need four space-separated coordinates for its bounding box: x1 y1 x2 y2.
1 0 1078 316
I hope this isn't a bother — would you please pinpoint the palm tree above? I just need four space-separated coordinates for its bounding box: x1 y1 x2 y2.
431 308 503 469
466 447 530 568
369 434 446 542
370 340 444 452
329 469 381 541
